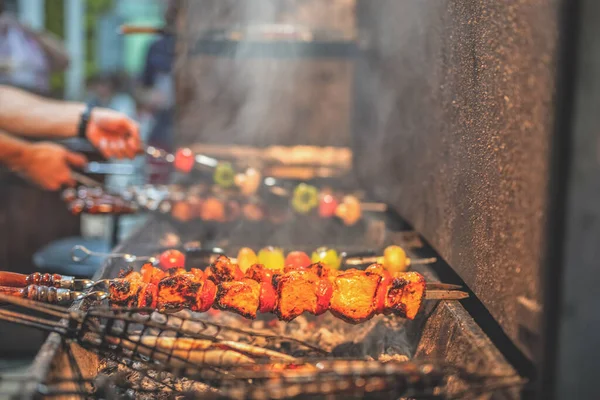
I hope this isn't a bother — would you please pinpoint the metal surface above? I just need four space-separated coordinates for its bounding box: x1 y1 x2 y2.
538 0 600 398
352 0 558 356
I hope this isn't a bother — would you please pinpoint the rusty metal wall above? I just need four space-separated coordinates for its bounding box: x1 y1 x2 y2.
353 0 558 357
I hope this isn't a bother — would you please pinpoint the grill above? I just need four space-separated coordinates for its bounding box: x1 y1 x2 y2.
2 215 519 399
6 0 597 398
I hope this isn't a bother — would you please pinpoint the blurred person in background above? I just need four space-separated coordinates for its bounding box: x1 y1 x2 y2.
0 85 141 190
0 0 69 95
137 0 178 153
87 72 137 120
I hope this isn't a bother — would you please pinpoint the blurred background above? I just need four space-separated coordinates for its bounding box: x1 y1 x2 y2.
0 1 597 398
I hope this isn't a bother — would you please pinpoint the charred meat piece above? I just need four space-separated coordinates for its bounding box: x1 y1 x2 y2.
215 278 260 319
206 255 244 283
385 271 426 319
157 273 201 312
109 271 144 307
275 270 320 321
329 269 381 323
245 264 274 284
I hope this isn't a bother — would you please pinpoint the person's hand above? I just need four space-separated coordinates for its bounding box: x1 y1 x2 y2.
86 108 141 159
16 142 87 191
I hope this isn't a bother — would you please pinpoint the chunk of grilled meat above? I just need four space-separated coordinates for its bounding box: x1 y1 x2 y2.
329 269 381 323
108 271 145 307
245 264 275 284
385 272 426 319
274 270 320 321
365 264 426 319
157 273 201 311
206 255 244 283
215 278 261 319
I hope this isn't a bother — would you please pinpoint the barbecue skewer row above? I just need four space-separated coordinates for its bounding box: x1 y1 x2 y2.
66 144 384 224
70 243 436 275
107 256 467 323
61 186 138 216
63 181 385 226
169 145 388 224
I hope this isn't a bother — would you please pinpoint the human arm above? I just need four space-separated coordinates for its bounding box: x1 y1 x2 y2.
0 85 141 159
0 131 87 191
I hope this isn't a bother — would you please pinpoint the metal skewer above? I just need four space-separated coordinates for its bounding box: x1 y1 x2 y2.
344 256 438 266
71 171 103 188
71 245 158 264
425 290 469 300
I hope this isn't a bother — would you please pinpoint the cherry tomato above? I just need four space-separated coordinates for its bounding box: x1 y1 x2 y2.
138 283 158 308
311 247 341 270
374 269 392 314
383 245 408 273
285 251 312 269
159 249 186 270
174 148 195 173
318 193 338 218
197 280 216 312
258 247 285 271
259 281 277 313
315 279 333 315
140 263 155 283
246 264 274 284
237 247 258 273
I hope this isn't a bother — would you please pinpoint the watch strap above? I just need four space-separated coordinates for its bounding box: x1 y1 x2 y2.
78 104 93 139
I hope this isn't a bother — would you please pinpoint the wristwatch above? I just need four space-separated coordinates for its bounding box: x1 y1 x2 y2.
77 104 93 139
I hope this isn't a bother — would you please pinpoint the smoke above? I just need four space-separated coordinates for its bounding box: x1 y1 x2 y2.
177 0 355 148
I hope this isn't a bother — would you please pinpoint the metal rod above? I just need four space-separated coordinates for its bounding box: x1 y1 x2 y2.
71 171 103 187
344 256 437 266
0 309 63 333
425 290 469 300
360 202 388 212
426 283 463 291
408 257 438 265
71 245 156 263
0 293 70 319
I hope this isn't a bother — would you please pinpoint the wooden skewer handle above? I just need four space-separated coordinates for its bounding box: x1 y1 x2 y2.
0 272 28 287
0 286 25 298
0 285 74 304
0 272 73 288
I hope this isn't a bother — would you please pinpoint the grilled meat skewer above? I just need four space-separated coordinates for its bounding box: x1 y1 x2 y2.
108 256 467 323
